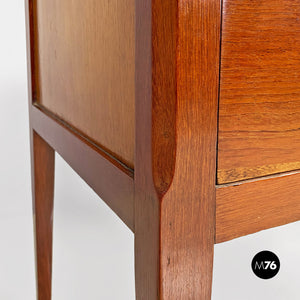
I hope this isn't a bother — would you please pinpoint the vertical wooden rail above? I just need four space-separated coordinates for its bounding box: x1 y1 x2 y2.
26 1 55 299
135 0 221 299
31 131 55 300
135 0 160 297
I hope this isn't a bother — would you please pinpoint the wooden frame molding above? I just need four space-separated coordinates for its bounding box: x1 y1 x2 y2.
31 104 135 231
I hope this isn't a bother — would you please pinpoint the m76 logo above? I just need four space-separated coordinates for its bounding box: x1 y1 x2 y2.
251 251 280 279
254 261 277 270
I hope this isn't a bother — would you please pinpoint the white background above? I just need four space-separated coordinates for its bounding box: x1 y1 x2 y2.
0 1 299 299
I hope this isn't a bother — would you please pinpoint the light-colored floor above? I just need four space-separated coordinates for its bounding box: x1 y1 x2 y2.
1 1 300 299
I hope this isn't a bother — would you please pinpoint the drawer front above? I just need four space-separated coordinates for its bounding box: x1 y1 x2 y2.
35 0 135 168
218 0 300 184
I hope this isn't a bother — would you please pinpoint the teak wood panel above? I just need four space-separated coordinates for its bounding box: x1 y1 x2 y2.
216 172 300 243
218 0 300 184
34 0 135 168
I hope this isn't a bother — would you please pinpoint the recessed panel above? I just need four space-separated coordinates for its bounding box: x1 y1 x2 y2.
36 0 135 168
218 0 300 184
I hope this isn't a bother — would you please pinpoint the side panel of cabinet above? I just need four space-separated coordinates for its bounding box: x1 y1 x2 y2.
33 0 135 168
218 0 300 184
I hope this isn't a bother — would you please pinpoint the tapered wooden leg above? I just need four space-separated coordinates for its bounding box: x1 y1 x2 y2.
135 190 215 300
31 131 55 300
135 0 220 297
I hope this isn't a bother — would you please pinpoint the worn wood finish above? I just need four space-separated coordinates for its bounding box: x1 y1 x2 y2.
35 0 135 168
135 0 221 299
216 172 300 243
31 104 135 231
32 131 55 300
218 0 300 184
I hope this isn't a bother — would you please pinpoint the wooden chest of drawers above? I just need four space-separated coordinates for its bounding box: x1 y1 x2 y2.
26 0 300 299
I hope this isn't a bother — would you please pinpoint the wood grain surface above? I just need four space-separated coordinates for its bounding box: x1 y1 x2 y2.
216 172 300 243
218 0 300 184
135 0 163 297
26 0 300 298
160 0 221 297
35 0 135 168
152 0 177 196
32 132 55 300
135 0 221 298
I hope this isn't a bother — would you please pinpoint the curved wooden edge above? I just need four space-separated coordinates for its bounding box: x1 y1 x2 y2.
135 0 221 298
216 171 300 244
30 104 135 232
